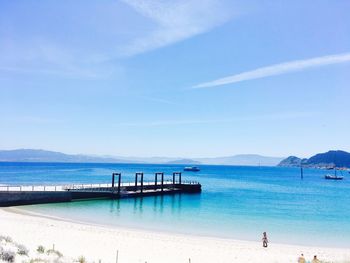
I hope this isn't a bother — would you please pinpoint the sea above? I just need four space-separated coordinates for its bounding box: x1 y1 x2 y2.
0 162 349 248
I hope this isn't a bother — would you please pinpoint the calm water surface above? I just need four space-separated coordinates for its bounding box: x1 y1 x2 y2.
0 162 349 247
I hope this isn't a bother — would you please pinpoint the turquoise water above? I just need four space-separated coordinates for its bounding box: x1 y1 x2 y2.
1 162 350 247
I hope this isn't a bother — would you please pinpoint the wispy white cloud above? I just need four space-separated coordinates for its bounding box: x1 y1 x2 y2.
0 1 234 78
120 0 234 56
193 52 350 89
115 111 316 127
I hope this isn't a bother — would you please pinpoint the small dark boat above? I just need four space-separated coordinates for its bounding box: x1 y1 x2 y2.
324 152 344 180
184 166 200 172
325 174 344 180
324 166 344 180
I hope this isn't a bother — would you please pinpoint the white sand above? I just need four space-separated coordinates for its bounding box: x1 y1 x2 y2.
0 208 349 263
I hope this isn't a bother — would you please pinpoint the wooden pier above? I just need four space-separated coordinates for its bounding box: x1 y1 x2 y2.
0 172 201 207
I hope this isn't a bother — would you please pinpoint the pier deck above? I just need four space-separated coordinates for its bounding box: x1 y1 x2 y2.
0 172 201 207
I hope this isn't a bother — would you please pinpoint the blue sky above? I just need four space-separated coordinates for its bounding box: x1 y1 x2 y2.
1 0 349 158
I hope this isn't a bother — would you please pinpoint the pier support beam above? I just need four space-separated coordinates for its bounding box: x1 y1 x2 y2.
172 172 182 185
112 173 121 194
161 173 164 192
140 173 144 193
155 172 163 191
112 173 115 188
117 173 121 194
155 173 158 186
135 172 143 192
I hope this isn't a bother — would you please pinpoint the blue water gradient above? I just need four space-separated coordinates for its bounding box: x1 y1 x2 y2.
1 162 349 247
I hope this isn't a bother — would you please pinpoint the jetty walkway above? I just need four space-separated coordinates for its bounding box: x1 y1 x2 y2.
0 172 201 207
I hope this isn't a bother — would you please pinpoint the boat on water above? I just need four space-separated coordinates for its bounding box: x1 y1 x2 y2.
184 166 200 172
324 174 344 180
324 168 344 180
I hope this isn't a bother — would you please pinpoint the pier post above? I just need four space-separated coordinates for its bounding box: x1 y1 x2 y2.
161 172 164 192
112 173 115 188
140 173 144 193
117 173 121 194
172 172 181 185
155 172 162 190
135 173 138 190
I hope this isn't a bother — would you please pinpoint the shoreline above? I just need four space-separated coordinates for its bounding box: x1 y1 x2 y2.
6 206 349 250
1 208 350 262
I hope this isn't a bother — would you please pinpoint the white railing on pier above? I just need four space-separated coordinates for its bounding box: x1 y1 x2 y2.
0 180 200 192
0 185 65 192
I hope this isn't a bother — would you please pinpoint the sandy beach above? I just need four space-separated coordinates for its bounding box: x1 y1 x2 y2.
0 208 349 263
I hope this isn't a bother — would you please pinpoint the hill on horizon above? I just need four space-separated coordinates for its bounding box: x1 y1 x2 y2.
0 149 283 166
165 159 201 165
0 149 128 163
196 154 283 166
278 150 350 168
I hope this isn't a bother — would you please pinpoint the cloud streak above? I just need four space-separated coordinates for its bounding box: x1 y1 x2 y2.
0 1 234 77
193 52 350 89
120 0 234 56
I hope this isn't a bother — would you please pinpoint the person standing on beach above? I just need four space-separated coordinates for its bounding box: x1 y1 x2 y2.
311 255 320 263
298 253 306 263
262 232 268 247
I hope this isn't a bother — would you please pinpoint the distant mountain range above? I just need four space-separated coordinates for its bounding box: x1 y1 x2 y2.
0 149 283 166
0 149 127 163
278 150 350 168
195 154 283 166
165 159 201 165
4 149 350 168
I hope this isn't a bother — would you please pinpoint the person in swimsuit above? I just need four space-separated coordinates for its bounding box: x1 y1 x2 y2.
262 232 268 247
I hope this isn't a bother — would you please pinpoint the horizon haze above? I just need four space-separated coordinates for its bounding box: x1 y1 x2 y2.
0 148 284 166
